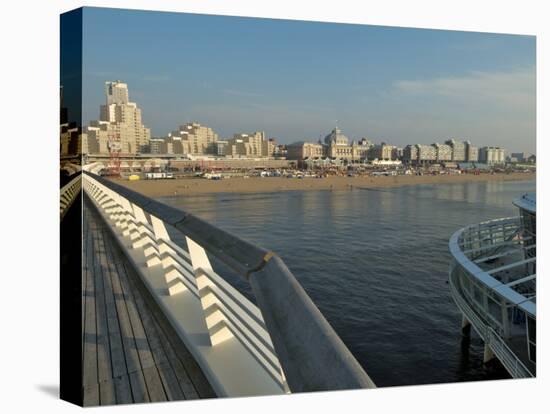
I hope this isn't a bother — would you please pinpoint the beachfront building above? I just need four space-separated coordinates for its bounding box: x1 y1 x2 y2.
216 140 229 156
402 144 418 164
264 138 277 157
392 147 404 160
85 121 115 154
80 131 92 155
324 126 349 146
416 144 437 163
96 81 151 154
368 142 394 161
61 126 82 156
273 143 288 158
402 140 480 165
323 127 371 162
354 139 373 160
445 139 467 162
402 144 437 164
479 146 506 165
324 127 353 159
287 141 325 160
434 143 453 162
171 122 219 155
60 124 70 156
466 141 479 162
148 138 166 154
511 152 527 162
226 131 270 157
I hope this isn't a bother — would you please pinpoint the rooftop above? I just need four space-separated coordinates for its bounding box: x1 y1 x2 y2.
513 192 536 214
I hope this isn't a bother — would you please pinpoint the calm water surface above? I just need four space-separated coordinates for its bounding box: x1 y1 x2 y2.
159 179 535 387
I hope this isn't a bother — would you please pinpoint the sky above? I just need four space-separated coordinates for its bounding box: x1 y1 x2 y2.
81 7 536 153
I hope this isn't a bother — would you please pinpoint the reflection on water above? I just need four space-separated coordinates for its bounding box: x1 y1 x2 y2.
159 179 535 387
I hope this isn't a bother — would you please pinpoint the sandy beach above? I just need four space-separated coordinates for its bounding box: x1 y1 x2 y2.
113 172 535 198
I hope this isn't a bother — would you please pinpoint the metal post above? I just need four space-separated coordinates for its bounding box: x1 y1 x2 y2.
150 215 189 296
461 316 471 337
186 237 233 347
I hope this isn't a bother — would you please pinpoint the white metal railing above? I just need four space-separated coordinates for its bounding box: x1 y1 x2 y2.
84 173 288 396
449 217 535 318
82 171 375 395
449 268 533 378
60 174 81 219
449 217 536 378
457 217 520 259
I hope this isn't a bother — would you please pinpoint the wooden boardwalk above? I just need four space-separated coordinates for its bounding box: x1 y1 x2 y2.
82 198 216 406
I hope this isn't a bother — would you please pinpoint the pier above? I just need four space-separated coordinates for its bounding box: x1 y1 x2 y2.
63 169 376 406
81 201 215 404
448 193 536 378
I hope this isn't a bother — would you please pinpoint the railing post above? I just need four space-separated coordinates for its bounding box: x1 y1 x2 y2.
117 196 135 232
104 189 124 224
131 203 161 267
501 299 511 339
186 237 233 346
150 215 189 296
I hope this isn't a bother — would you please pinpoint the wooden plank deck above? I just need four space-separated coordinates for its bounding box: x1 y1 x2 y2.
82 197 216 406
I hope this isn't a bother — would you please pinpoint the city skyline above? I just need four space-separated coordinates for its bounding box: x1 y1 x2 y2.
82 8 536 153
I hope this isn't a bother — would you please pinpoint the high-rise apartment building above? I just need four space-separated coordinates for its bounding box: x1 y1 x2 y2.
416 144 437 162
434 143 453 162
92 81 151 154
445 139 467 162
148 138 166 154
105 81 130 105
172 122 219 155
465 141 479 162
479 146 506 164
263 138 277 157
227 131 268 157
403 144 418 163
216 140 229 156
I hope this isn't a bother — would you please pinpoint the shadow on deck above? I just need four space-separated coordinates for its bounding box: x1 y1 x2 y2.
82 196 216 406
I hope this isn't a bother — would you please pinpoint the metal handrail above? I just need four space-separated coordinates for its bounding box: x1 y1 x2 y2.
60 173 81 220
449 218 536 318
83 171 375 392
449 269 533 378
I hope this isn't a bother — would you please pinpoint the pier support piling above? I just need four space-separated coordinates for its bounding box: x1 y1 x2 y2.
461 316 471 337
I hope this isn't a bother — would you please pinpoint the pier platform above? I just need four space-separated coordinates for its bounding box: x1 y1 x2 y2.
82 198 216 406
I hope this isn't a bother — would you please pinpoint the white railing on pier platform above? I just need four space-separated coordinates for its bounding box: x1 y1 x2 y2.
449 268 532 378
60 174 81 220
449 217 536 378
82 171 375 396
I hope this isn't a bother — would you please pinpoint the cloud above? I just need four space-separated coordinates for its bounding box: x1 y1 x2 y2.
359 66 536 152
392 66 535 110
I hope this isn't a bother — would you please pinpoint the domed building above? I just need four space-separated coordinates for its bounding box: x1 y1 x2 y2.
324 127 350 146
324 126 371 161
287 126 375 164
